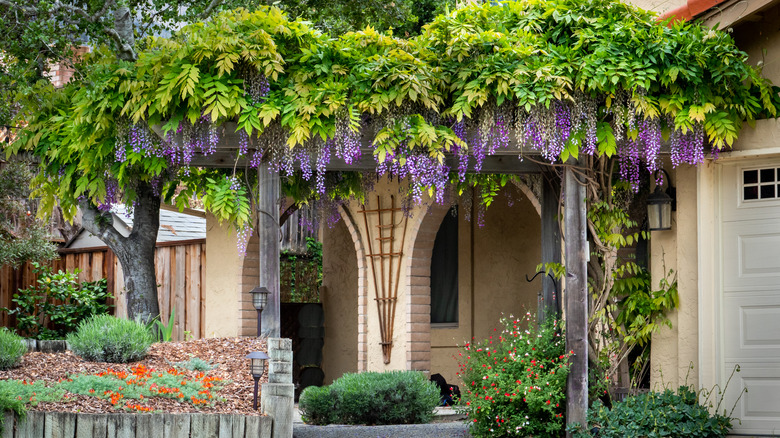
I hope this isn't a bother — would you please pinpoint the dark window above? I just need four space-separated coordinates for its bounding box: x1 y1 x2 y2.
743 168 780 201
761 168 776 183
744 170 758 184
761 184 776 199
744 186 759 200
430 208 458 324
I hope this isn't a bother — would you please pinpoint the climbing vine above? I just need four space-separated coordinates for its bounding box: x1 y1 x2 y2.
8 0 780 230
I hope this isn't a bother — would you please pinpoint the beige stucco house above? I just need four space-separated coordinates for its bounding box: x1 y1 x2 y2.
198 0 780 435
638 0 780 435
204 176 547 384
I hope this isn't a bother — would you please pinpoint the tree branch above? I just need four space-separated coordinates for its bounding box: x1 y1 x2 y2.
199 0 224 19
0 0 113 23
0 0 137 61
79 200 126 249
280 203 301 227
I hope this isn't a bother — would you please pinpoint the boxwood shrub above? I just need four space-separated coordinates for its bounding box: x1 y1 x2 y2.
579 386 733 438
67 314 153 363
0 328 26 370
299 370 440 425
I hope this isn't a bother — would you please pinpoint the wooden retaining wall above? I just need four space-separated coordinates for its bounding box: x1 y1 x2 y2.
0 240 205 341
0 411 271 438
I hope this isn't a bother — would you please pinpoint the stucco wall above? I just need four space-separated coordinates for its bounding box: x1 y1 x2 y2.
203 214 241 337
431 188 542 385
321 218 359 384
321 182 541 384
648 8 780 390
346 180 423 372
649 164 699 389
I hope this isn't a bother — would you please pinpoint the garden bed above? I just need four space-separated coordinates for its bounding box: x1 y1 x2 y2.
0 337 267 415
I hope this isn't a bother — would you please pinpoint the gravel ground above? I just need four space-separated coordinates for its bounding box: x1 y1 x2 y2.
293 422 472 438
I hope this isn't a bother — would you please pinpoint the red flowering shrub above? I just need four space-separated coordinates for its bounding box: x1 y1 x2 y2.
456 313 569 437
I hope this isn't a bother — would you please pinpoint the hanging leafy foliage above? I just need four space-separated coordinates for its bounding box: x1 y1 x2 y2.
7 0 779 227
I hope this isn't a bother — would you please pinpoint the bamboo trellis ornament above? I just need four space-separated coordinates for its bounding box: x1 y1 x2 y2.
358 195 408 364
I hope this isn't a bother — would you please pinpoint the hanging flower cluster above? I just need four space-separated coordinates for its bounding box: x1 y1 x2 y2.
16 0 779 240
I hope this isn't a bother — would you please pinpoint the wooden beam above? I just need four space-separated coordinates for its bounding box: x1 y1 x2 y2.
540 175 561 324
564 161 588 435
701 0 776 28
258 163 281 338
187 149 543 173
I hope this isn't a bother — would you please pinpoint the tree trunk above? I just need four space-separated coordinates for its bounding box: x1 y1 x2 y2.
81 181 161 324
113 6 137 62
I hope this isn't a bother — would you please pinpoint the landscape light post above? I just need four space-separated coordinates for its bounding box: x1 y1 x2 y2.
246 351 269 410
250 286 270 337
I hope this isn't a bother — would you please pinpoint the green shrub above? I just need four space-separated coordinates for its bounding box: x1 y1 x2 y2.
67 314 153 363
299 370 440 425
1 263 112 339
576 386 733 438
175 356 215 372
456 313 569 438
0 328 26 370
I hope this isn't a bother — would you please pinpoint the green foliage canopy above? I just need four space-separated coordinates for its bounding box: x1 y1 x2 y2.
8 0 779 224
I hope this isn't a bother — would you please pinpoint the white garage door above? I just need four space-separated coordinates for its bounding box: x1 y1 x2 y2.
721 162 780 436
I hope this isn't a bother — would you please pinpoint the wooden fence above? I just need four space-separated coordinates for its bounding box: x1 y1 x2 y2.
0 240 205 341
1 411 271 438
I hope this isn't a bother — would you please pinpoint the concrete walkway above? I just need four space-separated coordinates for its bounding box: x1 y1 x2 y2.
292 405 472 438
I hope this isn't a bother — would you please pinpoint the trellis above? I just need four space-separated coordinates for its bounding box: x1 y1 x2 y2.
358 195 408 364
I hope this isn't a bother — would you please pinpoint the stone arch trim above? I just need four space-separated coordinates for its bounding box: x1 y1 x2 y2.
338 204 369 372
404 202 451 372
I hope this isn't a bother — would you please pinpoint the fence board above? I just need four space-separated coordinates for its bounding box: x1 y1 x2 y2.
200 243 206 338
186 245 201 339
1 241 205 341
157 248 171 327
115 259 126 319
174 245 186 341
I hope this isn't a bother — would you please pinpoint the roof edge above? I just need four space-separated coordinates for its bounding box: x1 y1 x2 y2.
658 0 729 22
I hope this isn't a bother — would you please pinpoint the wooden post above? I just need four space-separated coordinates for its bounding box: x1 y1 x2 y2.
564 161 588 435
540 175 561 324
258 164 281 338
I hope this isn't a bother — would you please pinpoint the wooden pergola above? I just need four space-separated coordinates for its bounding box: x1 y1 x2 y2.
185 124 590 427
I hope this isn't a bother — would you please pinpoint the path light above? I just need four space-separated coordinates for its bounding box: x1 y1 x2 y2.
249 286 270 337
647 169 676 231
247 351 269 410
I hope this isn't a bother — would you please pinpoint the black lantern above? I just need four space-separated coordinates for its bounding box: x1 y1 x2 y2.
647 170 675 231
246 351 269 410
249 286 270 337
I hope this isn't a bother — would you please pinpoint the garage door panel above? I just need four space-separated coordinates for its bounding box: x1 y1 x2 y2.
723 221 780 289
723 363 780 435
722 163 780 222
724 296 780 360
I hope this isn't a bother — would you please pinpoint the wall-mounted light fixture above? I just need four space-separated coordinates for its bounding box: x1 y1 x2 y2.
647 169 676 231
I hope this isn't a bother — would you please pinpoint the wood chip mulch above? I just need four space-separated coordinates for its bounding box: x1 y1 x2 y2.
0 337 268 415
